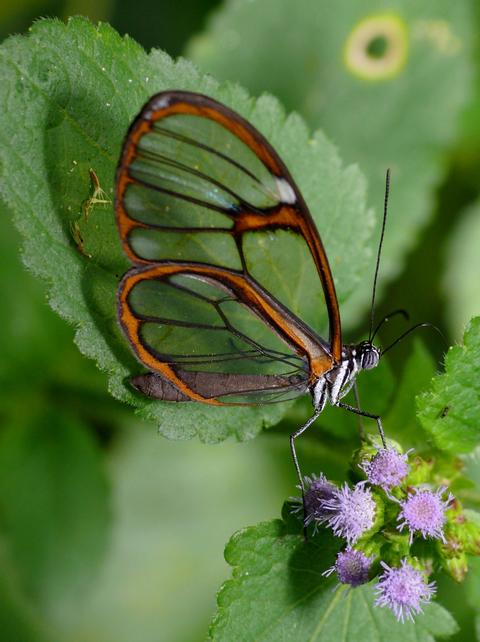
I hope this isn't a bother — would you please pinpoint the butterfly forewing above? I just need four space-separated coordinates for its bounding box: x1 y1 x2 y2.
132 113 282 209
116 91 342 403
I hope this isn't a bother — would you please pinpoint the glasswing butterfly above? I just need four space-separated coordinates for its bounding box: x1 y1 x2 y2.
115 90 405 517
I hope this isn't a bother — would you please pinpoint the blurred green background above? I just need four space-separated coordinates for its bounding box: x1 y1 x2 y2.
1 0 480 641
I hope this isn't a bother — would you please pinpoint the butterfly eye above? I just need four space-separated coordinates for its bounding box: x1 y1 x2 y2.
361 346 380 370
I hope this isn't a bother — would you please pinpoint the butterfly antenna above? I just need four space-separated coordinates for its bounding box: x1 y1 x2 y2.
380 322 446 355
370 308 409 342
368 169 390 342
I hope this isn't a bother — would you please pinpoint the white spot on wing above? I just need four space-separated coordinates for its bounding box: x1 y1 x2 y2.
275 177 296 204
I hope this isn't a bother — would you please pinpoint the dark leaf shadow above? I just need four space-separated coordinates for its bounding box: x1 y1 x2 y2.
42 86 141 380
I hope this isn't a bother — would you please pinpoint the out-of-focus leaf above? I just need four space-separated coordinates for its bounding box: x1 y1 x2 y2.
443 200 480 340
0 540 49 642
465 558 480 620
0 410 111 612
0 0 55 42
455 3 480 167
435 573 478 642
209 519 458 642
465 557 480 640
188 0 473 321
0 211 70 390
464 449 480 492
110 0 220 55
0 17 372 442
46 425 292 642
417 317 480 453
384 339 437 448
0 207 108 394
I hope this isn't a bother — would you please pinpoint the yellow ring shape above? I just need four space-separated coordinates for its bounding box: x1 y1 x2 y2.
343 14 409 81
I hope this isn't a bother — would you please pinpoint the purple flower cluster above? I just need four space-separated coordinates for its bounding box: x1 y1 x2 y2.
319 482 376 545
397 486 454 544
375 559 436 622
302 474 336 527
292 447 454 622
360 447 410 491
323 549 374 587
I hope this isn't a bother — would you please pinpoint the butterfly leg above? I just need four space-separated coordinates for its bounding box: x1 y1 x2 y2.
352 381 366 441
336 401 387 448
290 409 322 537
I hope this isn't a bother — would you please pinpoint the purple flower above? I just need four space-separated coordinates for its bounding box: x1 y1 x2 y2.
360 448 410 491
320 482 376 544
375 559 436 622
291 474 336 527
397 487 454 543
323 548 374 587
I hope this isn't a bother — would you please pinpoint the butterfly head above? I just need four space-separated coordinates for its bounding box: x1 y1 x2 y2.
356 341 381 371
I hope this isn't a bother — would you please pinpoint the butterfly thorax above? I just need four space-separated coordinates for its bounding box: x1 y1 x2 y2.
311 341 380 411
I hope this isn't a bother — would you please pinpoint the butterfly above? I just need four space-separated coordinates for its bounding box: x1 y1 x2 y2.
115 89 404 515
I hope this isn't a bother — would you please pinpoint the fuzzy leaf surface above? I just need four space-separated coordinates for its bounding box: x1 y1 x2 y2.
417 317 480 453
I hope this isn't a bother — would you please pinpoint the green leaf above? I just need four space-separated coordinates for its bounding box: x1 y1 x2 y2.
0 17 372 442
0 409 110 610
0 212 64 389
456 5 480 165
210 519 458 642
417 317 480 453
465 558 480 611
188 0 473 320
0 540 49 642
384 339 437 448
443 199 480 340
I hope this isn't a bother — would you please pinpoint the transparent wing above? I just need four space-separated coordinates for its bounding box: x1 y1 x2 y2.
116 91 342 402
118 264 313 404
